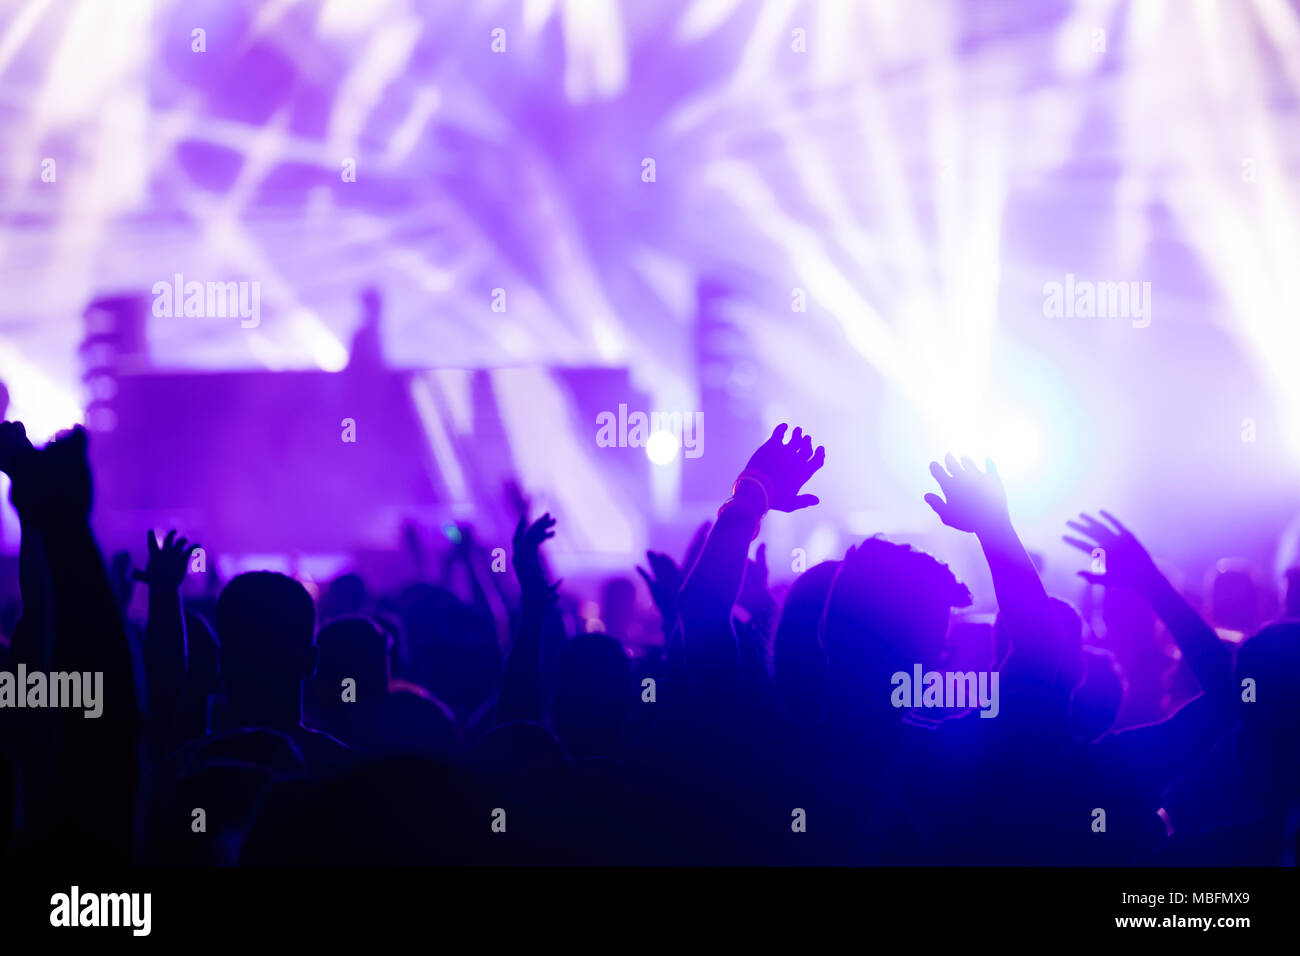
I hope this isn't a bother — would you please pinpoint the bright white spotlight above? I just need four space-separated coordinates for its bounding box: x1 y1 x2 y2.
645 429 680 465
987 415 1042 478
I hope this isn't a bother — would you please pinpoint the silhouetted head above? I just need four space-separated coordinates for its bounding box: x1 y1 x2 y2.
216 572 317 693
777 561 840 642
822 539 972 686
1068 646 1126 742
552 634 630 759
1211 560 1261 634
394 583 501 716
321 572 367 621
312 616 389 710
1234 622 1300 804
773 560 840 724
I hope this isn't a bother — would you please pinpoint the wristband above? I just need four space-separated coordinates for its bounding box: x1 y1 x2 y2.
732 472 772 513
717 496 764 540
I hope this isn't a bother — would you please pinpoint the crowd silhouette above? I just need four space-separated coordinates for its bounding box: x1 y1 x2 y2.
0 416 1296 866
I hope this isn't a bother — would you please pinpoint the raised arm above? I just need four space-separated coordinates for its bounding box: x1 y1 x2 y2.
1063 511 1229 701
637 521 710 697
450 524 512 652
678 424 824 696
1064 511 1235 765
925 454 1062 684
0 422 49 662
7 425 139 862
497 513 559 726
133 529 199 755
1062 512 1237 831
636 548 684 638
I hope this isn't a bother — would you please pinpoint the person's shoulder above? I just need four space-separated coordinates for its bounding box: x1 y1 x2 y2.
295 725 350 750
292 725 353 770
149 736 205 779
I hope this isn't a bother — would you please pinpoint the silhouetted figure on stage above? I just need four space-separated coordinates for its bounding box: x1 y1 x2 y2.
347 287 386 372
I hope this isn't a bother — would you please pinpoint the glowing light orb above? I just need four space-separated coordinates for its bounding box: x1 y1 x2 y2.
987 415 1043 478
645 430 680 465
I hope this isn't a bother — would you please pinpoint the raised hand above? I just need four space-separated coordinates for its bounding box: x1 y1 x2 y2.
132 529 199 591
637 549 682 624
1064 511 1230 721
738 424 825 513
924 454 1009 535
512 512 557 593
500 513 558 724
10 424 93 522
926 454 1061 682
678 427 821 694
0 419 33 478
1063 510 1161 592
